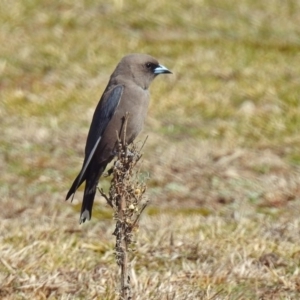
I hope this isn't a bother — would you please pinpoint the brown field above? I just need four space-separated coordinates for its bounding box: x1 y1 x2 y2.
1 0 300 299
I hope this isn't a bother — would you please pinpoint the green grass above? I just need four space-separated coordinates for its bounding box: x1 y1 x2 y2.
1 0 300 299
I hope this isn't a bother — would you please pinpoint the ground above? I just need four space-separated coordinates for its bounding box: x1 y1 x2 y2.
1 1 300 299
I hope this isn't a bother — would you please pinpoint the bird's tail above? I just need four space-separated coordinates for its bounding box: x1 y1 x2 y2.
79 164 106 223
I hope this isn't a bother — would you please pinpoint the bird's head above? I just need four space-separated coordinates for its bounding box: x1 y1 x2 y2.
114 53 172 89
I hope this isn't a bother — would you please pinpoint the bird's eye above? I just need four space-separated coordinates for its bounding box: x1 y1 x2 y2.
146 62 152 69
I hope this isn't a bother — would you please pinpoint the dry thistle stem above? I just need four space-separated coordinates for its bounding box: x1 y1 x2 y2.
99 114 148 300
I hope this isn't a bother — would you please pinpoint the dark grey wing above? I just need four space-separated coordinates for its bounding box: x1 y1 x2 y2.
85 85 123 157
66 85 123 200
78 84 124 185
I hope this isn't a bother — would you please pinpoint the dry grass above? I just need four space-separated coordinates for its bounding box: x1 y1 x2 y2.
1 0 300 299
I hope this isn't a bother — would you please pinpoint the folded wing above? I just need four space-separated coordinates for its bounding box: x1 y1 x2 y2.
66 85 124 200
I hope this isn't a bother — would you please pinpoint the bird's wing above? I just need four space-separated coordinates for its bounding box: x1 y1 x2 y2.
85 85 123 156
67 85 123 200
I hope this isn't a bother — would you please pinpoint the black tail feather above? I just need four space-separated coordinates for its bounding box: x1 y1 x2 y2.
79 164 106 223
79 182 97 223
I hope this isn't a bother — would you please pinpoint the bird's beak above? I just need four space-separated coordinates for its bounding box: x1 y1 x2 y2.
154 64 172 75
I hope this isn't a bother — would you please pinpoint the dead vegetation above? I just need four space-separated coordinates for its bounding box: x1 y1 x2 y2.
100 115 149 299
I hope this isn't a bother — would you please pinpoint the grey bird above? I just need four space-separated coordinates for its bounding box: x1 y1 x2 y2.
66 53 172 223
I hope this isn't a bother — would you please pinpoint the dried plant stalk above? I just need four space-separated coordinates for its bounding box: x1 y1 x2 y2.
100 114 148 300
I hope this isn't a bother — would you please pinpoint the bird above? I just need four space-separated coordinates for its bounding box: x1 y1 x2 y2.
66 53 172 223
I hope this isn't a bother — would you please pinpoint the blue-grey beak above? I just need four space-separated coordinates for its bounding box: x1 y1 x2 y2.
154 64 172 75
